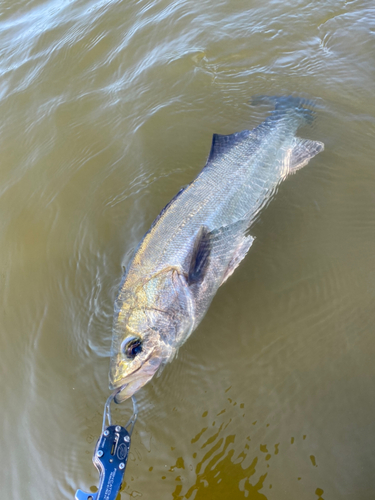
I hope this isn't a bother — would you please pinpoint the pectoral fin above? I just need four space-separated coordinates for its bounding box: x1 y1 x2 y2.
188 226 212 285
188 220 254 287
283 137 324 176
221 234 255 285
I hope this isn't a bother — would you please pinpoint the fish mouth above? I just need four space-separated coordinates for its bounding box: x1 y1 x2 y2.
113 374 154 403
109 349 162 403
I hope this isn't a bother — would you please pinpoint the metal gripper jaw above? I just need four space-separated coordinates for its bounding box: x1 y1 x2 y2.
75 425 131 500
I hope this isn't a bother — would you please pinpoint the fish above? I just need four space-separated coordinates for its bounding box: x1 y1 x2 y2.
109 96 324 403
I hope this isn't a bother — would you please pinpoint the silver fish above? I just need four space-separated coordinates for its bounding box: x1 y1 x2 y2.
109 96 324 402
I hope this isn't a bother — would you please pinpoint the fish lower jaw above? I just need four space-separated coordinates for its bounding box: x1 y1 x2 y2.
108 378 132 403
113 375 152 402
109 380 122 391
108 374 129 391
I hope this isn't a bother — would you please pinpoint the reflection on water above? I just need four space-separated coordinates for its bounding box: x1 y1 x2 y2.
118 390 328 499
1 0 375 498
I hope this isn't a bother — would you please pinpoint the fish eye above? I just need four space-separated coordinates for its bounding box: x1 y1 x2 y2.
121 336 143 360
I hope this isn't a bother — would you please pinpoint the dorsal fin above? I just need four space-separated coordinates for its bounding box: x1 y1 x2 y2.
208 130 252 163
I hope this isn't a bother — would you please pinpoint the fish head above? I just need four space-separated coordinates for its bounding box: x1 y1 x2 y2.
109 269 194 403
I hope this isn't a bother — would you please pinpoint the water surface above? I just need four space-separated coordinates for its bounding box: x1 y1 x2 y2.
1 0 375 499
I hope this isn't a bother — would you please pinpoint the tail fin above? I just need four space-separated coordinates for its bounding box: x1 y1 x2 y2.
251 95 317 125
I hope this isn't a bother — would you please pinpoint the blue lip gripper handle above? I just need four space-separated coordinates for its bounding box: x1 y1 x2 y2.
75 425 131 500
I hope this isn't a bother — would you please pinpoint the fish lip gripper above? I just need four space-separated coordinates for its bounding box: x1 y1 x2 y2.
75 424 131 500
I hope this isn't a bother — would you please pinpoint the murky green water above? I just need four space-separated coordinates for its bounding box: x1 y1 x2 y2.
1 0 375 498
